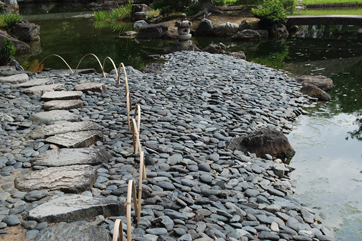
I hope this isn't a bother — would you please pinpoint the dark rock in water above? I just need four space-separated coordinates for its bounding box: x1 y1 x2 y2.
225 51 246 60
163 40 200 54
239 20 251 31
12 20 40 42
136 24 168 39
195 18 215 37
134 20 148 31
132 4 151 14
0 30 30 53
34 221 112 241
300 82 331 101
296 75 333 91
226 128 295 161
133 12 148 21
203 43 226 54
231 29 261 42
142 63 163 73
256 30 269 40
270 23 289 38
213 22 239 37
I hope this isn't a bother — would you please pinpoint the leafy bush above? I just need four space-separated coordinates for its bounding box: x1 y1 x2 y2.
214 0 238 6
0 38 16 66
252 0 288 26
3 10 22 28
185 3 201 16
280 0 297 14
93 0 132 21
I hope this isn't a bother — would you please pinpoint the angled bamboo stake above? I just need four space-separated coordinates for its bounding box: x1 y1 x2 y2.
112 219 124 241
102 56 119 78
34 54 73 73
75 53 103 76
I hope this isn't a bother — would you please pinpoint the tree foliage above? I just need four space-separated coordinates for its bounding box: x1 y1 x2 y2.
152 0 214 16
251 0 290 26
0 38 16 66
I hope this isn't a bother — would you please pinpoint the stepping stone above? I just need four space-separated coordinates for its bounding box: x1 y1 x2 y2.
43 99 84 110
29 110 80 125
15 165 96 193
0 73 29 83
74 82 107 93
21 83 66 95
28 194 126 223
27 121 102 139
0 66 15 71
35 222 112 241
31 148 111 167
45 130 105 148
12 78 55 88
41 91 83 100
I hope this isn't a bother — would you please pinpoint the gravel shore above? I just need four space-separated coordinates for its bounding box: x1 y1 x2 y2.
0 51 336 241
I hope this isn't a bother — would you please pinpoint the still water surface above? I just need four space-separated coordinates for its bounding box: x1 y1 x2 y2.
17 10 362 240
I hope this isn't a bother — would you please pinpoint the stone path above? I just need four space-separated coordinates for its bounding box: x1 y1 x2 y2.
0 52 337 241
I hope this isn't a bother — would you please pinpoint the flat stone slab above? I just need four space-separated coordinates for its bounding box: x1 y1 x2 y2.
21 83 66 95
27 121 102 139
43 99 84 111
12 78 55 89
41 91 83 100
74 82 107 93
28 194 125 223
45 130 105 148
29 110 80 125
15 165 96 193
0 73 29 83
31 148 111 167
35 222 112 241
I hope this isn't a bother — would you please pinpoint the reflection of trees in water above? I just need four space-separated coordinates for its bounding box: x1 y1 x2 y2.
347 116 362 141
294 25 361 40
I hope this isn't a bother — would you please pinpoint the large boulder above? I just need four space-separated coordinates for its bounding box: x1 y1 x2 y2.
213 22 239 37
226 128 295 161
295 75 333 91
225 51 246 60
195 18 215 37
202 43 226 54
163 40 200 54
136 23 168 38
300 82 331 101
0 30 30 53
132 12 148 21
134 20 148 31
239 20 251 31
132 3 151 13
12 20 40 42
231 29 261 42
256 30 269 40
270 23 289 38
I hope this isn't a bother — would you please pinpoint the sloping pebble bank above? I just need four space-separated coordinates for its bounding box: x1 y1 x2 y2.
0 51 336 241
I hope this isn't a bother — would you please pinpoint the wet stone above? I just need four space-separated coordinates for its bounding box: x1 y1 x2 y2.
43 99 84 111
41 90 83 100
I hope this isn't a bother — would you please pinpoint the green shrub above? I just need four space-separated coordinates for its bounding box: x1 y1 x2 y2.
185 3 201 16
93 0 132 21
214 0 238 6
3 10 22 28
152 0 188 16
280 0 297 14
252 0 288 26
0 38 16 66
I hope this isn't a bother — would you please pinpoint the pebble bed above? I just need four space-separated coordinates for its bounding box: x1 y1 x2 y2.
0 51 336 241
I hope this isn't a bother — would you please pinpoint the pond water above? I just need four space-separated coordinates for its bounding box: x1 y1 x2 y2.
17 7 362 241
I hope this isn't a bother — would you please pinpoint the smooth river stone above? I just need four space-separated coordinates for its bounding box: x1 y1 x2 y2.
14 165 96 193
28 194 125 223
27 121 102 139
12 78 55 88
21 83 66 95
0 73 29 83
29 110 80 124
45 130 105 148
74 82 107 93
41 91 83 100
43 99 84 110
31 148 111 167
